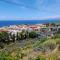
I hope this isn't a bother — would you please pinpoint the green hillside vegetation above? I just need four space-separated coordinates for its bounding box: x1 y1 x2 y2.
0 30 60 60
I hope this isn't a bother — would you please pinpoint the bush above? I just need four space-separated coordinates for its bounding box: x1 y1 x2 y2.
47 54 57 60
28 57 34 60
35 55 46 60
53 34 60 39
29 31 37 38
0 32 10 43
42 40 56 51
0 42 4 49
55 39 60 45
0 51 13 60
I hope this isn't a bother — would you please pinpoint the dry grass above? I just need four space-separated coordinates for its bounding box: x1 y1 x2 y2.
0 38 60 60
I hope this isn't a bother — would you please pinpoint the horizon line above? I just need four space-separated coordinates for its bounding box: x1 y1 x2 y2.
0 16 60 21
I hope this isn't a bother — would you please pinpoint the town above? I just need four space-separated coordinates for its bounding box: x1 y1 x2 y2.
0 23 60 40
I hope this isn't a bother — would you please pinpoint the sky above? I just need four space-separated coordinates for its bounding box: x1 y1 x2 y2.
0 0 60 20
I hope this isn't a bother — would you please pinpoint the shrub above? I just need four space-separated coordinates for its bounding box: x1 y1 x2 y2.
0 51 13 60
55 39 60 45
42 40 56 51
47 54 57 60
53 34 60 39
29 31 37 38
0 42 4 49
35 55 46 60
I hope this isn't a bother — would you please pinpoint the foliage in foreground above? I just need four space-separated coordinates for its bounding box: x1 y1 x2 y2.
0 33 60 60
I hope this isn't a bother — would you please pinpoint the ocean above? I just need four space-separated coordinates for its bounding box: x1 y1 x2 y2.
0 20 60 27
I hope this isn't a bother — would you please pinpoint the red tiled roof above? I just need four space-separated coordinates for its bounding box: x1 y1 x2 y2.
0 29 8 32
29 26 38 28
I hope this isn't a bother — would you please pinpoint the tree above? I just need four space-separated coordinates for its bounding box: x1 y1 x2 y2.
29 31 37 38
0 32 9 43
19 30 26 40
51 23 56 27
0 31 10 47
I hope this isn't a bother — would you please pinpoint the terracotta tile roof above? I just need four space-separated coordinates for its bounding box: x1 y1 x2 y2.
0 29 8 32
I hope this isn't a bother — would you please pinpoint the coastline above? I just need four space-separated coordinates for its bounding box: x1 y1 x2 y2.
0 20 60 27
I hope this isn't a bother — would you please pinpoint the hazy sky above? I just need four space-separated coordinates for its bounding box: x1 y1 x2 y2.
0 0 60 20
